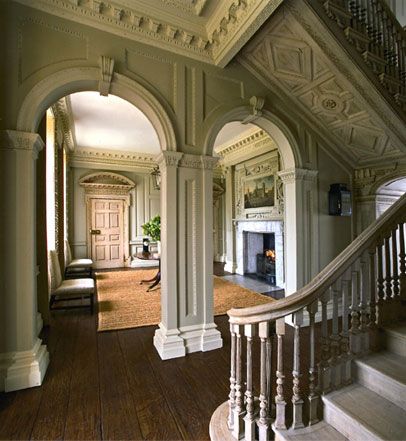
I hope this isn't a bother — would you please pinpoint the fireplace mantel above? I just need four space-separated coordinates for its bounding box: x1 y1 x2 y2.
235 220 284 288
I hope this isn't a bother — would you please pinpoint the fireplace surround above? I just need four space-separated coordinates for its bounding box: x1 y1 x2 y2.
235 220 284 287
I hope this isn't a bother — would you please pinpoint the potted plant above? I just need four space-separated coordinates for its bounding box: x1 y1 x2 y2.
142 215 161 254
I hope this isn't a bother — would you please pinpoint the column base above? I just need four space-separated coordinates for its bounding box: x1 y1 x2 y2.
154 324 186 360
224 261 237 273
180 322 223 354
0 338 50 392
154 322 223 360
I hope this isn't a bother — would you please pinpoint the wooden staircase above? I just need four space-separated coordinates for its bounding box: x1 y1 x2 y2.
210 193 406 440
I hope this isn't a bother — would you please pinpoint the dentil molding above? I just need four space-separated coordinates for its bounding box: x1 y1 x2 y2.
13 0 281 67
0 130 44 159
52 97 76 151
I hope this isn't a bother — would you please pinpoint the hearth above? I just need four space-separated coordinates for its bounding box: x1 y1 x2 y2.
236 220 284 288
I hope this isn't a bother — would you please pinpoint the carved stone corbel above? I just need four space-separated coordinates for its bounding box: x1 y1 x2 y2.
99 56 115 96
242 96 265 124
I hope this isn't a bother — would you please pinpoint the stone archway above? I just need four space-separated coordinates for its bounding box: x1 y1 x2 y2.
203 103 319 295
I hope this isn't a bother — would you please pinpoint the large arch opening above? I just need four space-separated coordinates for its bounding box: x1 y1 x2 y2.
9 69 179 370
205 106 317 296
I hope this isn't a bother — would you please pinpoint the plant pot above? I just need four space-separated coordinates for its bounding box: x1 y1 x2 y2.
157 240 161 256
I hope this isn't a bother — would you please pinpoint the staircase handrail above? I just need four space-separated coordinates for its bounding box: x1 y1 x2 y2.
228 192 406 325
376 0 406 38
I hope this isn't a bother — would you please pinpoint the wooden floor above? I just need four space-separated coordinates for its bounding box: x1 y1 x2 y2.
0 311 234 441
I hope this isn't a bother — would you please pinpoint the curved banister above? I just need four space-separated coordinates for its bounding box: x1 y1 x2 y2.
228 192 406 324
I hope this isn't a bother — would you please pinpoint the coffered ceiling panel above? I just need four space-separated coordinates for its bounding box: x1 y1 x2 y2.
240 6 405 167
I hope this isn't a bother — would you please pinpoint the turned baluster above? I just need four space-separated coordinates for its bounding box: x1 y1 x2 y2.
307 301 319 425
318 290 331 393
376 239 386 325
232 324 243 439
257 321 272 441
350 262 361 355
391 228 400 312
244 324 256 441
329 282 342 388
359 251 370 353
292 311 304 429
228 324 236 429
367 246 379 352
384 234 394 321
274 318 286 430
341 271 352 384
399 222 406 314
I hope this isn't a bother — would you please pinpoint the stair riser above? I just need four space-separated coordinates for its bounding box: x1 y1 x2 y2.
354 362 406 411
384 332 406 357
323 400 381 441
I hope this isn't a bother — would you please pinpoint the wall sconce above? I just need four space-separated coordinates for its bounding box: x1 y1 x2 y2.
151 166 161 190
329 183 352 216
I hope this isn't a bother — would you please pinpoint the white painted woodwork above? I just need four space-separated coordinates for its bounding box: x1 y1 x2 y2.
0 131 50 392
90 198 125 269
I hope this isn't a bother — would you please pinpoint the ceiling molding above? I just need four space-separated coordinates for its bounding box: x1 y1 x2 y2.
13 0 281 66
216 128 278 166
68 146 156 171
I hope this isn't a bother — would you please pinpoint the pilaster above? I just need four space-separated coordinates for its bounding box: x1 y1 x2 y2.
278 167 319 295
0 130 50 392
224 166 238 273
153 151 185 359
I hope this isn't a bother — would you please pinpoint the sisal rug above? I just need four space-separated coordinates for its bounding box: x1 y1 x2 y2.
96 269 274 332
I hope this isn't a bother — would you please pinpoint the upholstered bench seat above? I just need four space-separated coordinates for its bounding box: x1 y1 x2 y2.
49 250 95 313
67 258 93 269
53 278 94 297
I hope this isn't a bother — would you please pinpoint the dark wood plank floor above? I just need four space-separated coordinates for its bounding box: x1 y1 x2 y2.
0 311 233 441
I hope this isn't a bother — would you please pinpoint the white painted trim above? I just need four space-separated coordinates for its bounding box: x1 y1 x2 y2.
0 338 50 392
153 324 186 360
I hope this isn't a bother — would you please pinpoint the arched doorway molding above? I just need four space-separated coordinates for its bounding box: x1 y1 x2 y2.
202 105 303 170
16 67 178 151
204 104 318 296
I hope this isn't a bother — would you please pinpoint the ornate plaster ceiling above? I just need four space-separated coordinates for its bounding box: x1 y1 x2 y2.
239 2 406 168
14 0 283 66
69 91 161 153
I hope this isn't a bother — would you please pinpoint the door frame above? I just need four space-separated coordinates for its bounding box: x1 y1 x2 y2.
85 194 131 267
80 172 135 268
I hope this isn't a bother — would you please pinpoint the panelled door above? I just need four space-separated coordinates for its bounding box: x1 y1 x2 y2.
90 198 124 269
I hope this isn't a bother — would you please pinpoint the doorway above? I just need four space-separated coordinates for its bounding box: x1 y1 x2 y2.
89 198 125 269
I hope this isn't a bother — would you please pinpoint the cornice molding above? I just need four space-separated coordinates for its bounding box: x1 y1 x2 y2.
215 128 277 166
68 147 156 170
13 0 280 66
0 130 44 159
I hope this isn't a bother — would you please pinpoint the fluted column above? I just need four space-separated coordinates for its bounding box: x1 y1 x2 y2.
153 151 185 359
154 152 223 359
223 166 237 273
0 130 49 392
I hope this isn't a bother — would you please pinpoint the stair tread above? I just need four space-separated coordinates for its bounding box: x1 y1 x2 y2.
323 384 406 440
385 324 406 338
274 421 348 441
356 351 406 384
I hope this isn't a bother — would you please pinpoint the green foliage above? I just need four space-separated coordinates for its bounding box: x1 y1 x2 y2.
142 215 161 242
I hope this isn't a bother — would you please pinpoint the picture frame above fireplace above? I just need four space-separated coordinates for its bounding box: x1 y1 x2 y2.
243 174 275 209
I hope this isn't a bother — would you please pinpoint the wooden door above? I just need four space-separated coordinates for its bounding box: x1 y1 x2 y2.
90 198 124 269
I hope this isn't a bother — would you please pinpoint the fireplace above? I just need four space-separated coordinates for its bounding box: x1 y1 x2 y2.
236 220 284 287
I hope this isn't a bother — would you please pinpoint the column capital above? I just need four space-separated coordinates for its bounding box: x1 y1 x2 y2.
0 130 44 159
156 151 183 168
179 154 218 170
278 167 318 184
